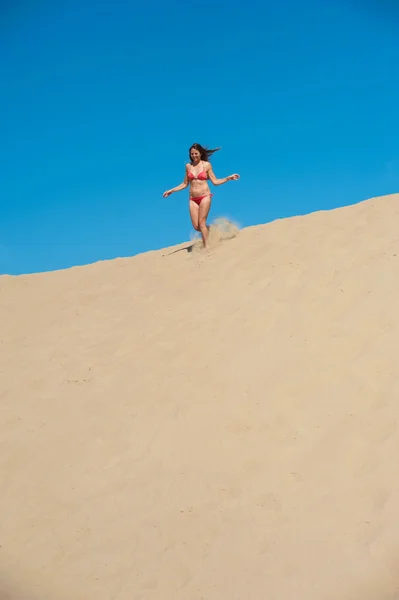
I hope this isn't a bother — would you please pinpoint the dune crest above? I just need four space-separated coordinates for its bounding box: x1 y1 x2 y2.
1 193 399 600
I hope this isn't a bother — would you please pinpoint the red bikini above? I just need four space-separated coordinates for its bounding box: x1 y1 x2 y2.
188 163 213 205
188 168 208 182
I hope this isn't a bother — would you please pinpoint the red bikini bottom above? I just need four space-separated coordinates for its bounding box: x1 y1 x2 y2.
190 194 213 206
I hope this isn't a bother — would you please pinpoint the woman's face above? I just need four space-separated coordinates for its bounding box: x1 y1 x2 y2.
190 147 201 163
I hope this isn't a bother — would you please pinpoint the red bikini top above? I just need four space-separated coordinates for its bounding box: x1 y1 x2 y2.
188 162 207 181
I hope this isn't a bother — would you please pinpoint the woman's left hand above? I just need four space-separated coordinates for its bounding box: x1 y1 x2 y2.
228 174 240 181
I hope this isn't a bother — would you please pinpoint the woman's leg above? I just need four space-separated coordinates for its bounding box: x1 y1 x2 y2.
189 200 200 232
189 200 200 231
198 196 212 247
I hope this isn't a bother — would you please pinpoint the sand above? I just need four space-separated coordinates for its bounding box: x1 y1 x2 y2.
1 193 399 600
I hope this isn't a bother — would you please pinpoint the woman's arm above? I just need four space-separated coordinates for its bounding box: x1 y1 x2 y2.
207 164 240 186
163 167 189 197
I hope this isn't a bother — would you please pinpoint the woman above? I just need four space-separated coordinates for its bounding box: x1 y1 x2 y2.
162 143 240 248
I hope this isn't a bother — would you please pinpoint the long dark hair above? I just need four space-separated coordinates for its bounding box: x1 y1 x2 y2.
189 143 221 163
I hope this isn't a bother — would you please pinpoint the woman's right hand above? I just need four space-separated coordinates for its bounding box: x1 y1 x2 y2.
162 190 172 198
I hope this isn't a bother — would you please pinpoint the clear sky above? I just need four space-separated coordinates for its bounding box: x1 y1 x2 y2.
1 0 398 275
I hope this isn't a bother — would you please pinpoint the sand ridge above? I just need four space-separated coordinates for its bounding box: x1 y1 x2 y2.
1 194 399 599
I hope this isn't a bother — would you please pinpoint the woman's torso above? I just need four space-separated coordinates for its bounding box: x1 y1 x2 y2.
187 161 210 197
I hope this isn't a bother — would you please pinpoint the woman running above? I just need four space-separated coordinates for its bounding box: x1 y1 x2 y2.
162 143 240 248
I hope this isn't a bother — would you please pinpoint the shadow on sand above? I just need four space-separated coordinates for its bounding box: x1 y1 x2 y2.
165 243 195 256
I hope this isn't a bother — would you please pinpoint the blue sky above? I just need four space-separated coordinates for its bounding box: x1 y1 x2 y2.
1 0 398 275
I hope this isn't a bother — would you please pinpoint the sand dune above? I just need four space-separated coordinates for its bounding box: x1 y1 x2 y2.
1 193 399 600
